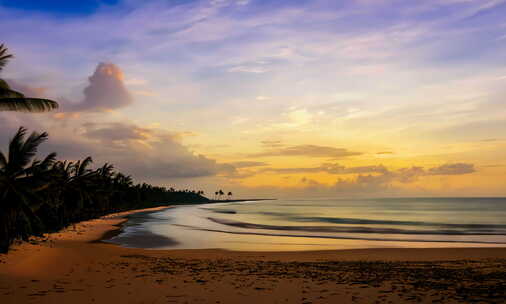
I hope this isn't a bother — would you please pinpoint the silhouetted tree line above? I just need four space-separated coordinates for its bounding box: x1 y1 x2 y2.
0 127 209 253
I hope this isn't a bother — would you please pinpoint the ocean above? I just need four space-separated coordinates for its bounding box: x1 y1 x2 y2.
106 197 506 251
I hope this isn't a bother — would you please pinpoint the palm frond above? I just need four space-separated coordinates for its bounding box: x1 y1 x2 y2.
0 151 7 170
24 152 57 188
6 129 48 176
0 52 59 113
20 131 48 169
7 127 27 176
98 163 114 177
77 156 93 177
0 79 24 98
123 175 133 186
38 152 57 171
0 98 59 112
64 161 74 174
0 44 13 72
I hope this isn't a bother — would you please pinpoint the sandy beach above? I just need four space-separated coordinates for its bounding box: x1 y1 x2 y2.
1 206 506 304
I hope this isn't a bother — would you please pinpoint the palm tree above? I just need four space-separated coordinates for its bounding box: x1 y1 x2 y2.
227 192 232 200
0 127 57 251
0 44 58 112
113 172 133 188
0 126 57 202
51 157 101 221
218 189 224 200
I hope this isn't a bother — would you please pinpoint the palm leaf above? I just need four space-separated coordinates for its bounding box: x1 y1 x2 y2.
33 152 57 172
0 152 7 170
0 44 60 113
7 128 49 177
20 131 49 169
0 98 59 112
0 44 13 72
98 163 114 178
7 127 27 176
0 76 59 113
76 156 93 177
0 79 24 98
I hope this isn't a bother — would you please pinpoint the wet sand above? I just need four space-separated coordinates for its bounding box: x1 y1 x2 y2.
1 206 506 303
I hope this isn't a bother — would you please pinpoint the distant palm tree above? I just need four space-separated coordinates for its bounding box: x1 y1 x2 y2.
227 192 232 200
215 191 219 200
0 44 58 112
113 172 133 188
218 189 224 200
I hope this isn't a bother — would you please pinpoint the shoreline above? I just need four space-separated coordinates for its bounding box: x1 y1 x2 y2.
1 206 506 303
30 205 506 258
90 221 125 243
91 206 173 243
99 201 506 252
206 198 277 203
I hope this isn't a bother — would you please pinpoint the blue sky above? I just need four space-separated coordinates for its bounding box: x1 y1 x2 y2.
0 0 120 15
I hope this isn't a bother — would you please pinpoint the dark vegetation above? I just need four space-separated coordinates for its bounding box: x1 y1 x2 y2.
0 127 209 253
0 43 208 253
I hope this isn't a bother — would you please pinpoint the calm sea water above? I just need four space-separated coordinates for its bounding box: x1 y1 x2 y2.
107 198 506 251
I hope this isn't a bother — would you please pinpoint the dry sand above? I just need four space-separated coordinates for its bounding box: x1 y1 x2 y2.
1 206 506 303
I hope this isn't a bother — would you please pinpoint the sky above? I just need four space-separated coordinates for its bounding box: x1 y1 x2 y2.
0 0 505 198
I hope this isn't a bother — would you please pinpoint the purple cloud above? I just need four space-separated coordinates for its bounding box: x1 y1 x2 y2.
69 63 133 112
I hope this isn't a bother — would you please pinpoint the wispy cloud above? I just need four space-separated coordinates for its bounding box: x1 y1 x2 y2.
257 162 475 178
227 161 269 168
261 163 388 175
250 145 361 159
